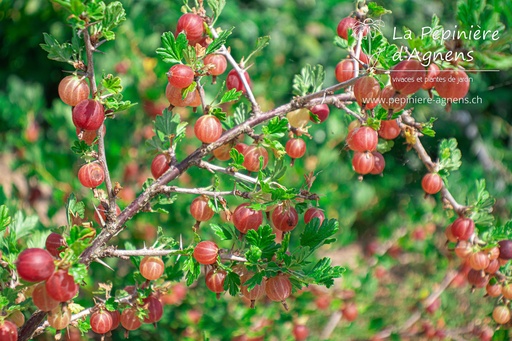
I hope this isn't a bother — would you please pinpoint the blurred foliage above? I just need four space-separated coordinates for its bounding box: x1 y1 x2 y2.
0 0 511 340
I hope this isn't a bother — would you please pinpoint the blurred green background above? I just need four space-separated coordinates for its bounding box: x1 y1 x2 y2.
0 0 511 340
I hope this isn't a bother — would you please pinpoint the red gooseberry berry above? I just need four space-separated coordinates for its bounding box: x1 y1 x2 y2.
139 256 165 281
16 248 55 282
271 206 299 232
502 284 512 300
76 125 105 146
78 162 105 188
445 224 457 243
286 138 306 159
498 240 512 260
109 310 121 330
233 203 263 233
335 59 356 83
58 75 90 106
434 69 470 102
120 307 142 331
167 64 194 89
287 108 310 128
292 324 309 341
190 196 215 222
193 241 219 265
379 85 407 113
265 274 292 305
176 13 204 44
7 310 25 328
342 302 358 322
243 145 269 172
234 142 248 154
304 207 325 226
165 83 201 107
451 217 475 241
213 142 232 161
204 54 228 76
486 283 502 297
337 17 368 40
72 99 105 131
46 269 79 302
347 126 378 152
370 152 386 175
194 115 223 143
310 104 330 123
241 275 266 308
48 305 72 330
378 119 401 140
421 173 443 195
205 269 227 293
353 76 381 109
422 63 441 90
32 282 60 311
493 306 511 325
226 69 251 94
151 154 170 179
352 151 375 175
469 251 490 271
46 232 66 257
454 241 472 259
142 295 164 323
90 310 113 334
0 320 17 341
467 269 488 288
390 60 426 95
485 259 500 274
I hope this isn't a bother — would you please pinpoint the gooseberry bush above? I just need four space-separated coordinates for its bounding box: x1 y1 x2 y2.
0 0 511 340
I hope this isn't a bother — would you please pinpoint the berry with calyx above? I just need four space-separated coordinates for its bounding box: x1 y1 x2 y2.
347 126 378 152
78 162 105 188
16 248 55 282
352 151 375 175
421 173 443 194
272 205 299 232
45 232 66 257
193 241 219 265
378 119 401 140
233 203 263 233
390 60 426 95
226 69 251 94
176 13 204 44
304 207 325 225
354 76 380 110
48 305 72 330
46 269 79 302
337 17 368 40
140 256 165 281
287 108 310 128
167 64 194 89
151 154 170 179
242 145 269 172
58 75 90 106
72 99 105 131
451 217 475 241
310 104 330 122
90 310 113 334
121 307 142 331
265 274 292 308
286 138 306 159
194 115 223 143
204 54 227 77
370 152 386 175
205 269 227 294
190 196 215 222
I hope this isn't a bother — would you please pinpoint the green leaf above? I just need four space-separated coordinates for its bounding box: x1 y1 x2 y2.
71 140 94 156
40 33 76 65
66 193 85 227
206 27 233 55
69 263 88 283
100 1 126 41
469 179 496 228
11 211 39 241
367 2 392 17
156 32 189 64
233 102 249 125
244 36 270 64
292 64 325 96
101 74 123 95
210 223 234 241
300 219 339 252
224 271 241 296
245 225 279 261
420 117 437 137
488 221 512 240
206 0 226 24
438 138 462 176
262 117 288 138
183 256 201 286
165 258 185 282
306 257 345 288
219 88 242 104
269 158 287 181
0 206 10 234
334 36 349 49
229 148 245 171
